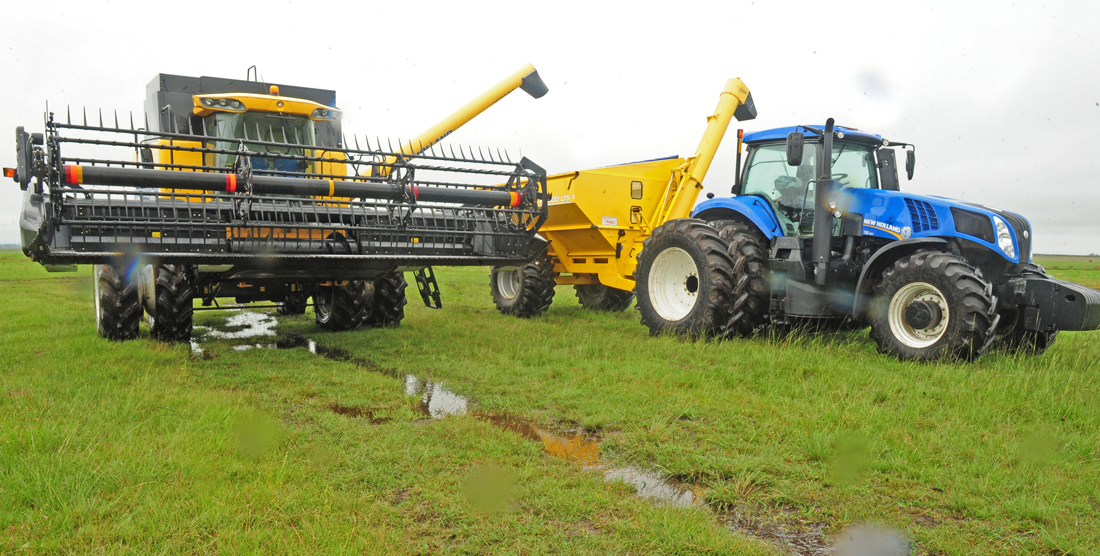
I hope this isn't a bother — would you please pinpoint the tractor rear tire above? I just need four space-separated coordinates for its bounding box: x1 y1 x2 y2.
94 264 141 341
634 218 734 339
491 248 556 317
869 252 994 361
314 281 373 331
366 272 408 328
277 292 309 316
148 264 194 343
716 222 770 337
993 264 1059 355
574 283 634 312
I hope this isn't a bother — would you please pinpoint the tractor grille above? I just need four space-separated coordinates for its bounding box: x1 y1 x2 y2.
998 210 1032 262
904 198 939 233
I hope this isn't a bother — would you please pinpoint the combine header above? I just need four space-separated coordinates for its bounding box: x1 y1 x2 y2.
10 65 550 341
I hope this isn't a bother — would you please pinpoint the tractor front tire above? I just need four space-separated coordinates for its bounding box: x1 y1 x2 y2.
491 249 556 317
869 252 994 361
634 218 734 339
366 272 408 328
148 264 195 343
574 283 634 312
94 264 141 341
314 281 373 331
716 222 770 337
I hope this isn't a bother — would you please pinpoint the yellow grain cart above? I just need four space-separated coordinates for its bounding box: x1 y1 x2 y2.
490 78 756 316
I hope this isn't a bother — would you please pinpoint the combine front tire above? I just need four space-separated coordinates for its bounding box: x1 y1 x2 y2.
94 264 141 341
366 272 408 328
716 222 770 337
634 218 734 338
869 252 994 361
314 281 372 331
491 249 556 317
277 292 309 316
574 284 634 312
148 264 195 343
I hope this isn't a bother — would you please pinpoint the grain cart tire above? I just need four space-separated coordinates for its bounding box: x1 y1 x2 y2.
574 284 634 312
366 272 408 328
993 264 1058 355
277 293 309 316
148 264 194 343
635 218 734 339
313 281 373 331
869 252 994 361
94 264 141 341
491 248 556 317
716 222 770 337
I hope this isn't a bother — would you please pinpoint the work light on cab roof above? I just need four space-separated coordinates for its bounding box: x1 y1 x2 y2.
192 92 342 121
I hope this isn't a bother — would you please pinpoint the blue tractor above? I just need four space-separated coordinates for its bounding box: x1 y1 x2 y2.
633 119 1100 361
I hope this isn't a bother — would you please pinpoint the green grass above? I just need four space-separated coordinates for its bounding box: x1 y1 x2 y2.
2 252 1099 554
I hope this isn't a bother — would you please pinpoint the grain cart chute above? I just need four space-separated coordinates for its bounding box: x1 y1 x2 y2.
9 65 550 342
636 119 1100 360
489 78 756 316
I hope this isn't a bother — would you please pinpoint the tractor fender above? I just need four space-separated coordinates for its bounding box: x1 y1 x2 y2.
853 237 951 315
691 196 783 239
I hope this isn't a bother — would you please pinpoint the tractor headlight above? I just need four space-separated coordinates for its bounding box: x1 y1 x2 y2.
992 215 1015 259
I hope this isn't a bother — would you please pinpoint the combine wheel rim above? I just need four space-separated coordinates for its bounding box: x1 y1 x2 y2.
496 269 522 300
648 247 700 321
888 282 950 348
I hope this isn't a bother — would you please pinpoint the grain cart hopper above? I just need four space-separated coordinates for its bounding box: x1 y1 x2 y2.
9 65 550 342
489 78 756 315
635 119 1100 360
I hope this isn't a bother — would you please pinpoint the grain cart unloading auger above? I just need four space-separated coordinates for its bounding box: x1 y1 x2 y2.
8 65 550 342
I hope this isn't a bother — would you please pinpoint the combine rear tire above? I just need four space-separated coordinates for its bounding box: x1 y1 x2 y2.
491 248 556 317
94 264 141 341
869 252 994 361
634 218 734 338
314 281 372 331
993 264 1058 355
277 292 309 316
366 272 408 328
716 222 770 337
148 264 194 343
574 283 634 312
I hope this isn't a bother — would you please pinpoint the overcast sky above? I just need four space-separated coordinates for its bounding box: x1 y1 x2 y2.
3 0 1098 254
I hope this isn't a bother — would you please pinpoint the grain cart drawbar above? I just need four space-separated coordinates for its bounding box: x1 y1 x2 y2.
8 65 550 341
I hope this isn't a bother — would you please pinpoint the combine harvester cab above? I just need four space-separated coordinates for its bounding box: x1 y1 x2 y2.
9 65 551 342
489 78 757 316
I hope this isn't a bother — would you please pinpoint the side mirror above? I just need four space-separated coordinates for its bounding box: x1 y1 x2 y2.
786 132 804 167
905 149 915 180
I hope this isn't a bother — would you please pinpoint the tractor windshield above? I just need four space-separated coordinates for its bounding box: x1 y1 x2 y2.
204 112 316 174
741 140 878 235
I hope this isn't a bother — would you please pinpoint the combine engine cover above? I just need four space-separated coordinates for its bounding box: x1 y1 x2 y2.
16 109 548 277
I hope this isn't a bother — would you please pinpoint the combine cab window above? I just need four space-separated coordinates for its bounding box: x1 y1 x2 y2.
205 112 316 174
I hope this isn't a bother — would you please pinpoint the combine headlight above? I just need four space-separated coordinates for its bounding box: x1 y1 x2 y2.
310 107 341 120
992 215 1016 259
199 97 245 111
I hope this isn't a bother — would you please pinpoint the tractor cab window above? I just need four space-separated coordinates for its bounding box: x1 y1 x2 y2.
742 140 877 236
204 112 316 175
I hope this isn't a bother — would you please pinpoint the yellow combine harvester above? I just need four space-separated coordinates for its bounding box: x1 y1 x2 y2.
490 78 756 315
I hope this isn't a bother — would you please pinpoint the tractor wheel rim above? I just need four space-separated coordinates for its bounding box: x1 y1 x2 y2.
889 282 950 348
648 247 699 321
497 269 521 300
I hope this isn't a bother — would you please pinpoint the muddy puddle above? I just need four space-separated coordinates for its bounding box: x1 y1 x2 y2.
192 310 910 554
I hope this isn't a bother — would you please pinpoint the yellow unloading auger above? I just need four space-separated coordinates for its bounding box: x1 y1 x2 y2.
489 78 756 317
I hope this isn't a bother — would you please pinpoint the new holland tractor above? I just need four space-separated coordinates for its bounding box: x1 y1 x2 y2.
636 119 1100 360
9 65 551 342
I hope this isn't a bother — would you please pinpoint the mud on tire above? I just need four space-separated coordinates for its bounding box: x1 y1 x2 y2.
366 272 408 328
491 247 556 318
94 264 141 341
574 283 634 312
148 264 195 343
634 218 734 339
314 280 373 331
869 252 994 361
715 221 770 337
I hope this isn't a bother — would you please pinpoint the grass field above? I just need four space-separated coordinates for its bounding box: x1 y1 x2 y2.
1 251 1098 555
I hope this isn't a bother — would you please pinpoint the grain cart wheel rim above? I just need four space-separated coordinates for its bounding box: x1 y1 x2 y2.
648 247 700 321
888 282 950 349
496 269 522 300
94 265 103 332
